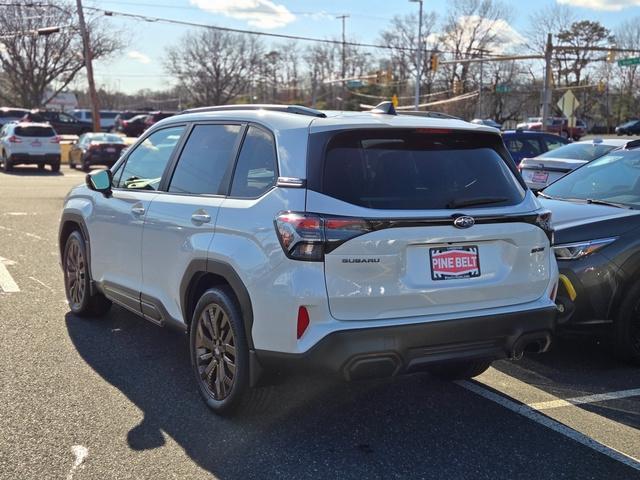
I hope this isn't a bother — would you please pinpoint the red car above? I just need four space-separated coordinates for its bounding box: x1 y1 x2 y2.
516 117 586 140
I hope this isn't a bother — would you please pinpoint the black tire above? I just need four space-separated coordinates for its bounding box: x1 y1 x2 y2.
51 161 60 172
190 287 250 414
429 359 493 380
38 163 45 170
82 160 91 172
613 281 640 364
63 230 111 317
3 153 12 172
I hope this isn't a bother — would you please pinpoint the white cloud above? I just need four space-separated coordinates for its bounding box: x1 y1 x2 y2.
557 0 640 11
190 0 295 29
127 50 151 64
432 16 526 55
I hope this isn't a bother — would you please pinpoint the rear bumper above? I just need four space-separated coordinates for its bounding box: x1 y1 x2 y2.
255 306 556 380
9 153 60 165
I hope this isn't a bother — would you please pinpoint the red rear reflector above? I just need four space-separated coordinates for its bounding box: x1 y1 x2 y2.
8 135 22 143
297 306 310 339
50 135 60 144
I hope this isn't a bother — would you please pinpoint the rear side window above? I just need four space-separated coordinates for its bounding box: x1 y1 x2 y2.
320 129 524 210
15 126 55 137
230 126 277 198
505 136 543 158
169 124 241 195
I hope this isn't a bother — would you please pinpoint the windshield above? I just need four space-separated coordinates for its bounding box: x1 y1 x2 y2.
544 150 640 208
537 142 617 161
88 134 124 143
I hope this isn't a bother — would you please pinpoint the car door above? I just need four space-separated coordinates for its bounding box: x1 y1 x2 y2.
140 122 244 325
87 125 186 313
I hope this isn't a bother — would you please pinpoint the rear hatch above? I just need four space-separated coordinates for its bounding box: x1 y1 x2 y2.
14 125 58 154
304 128 552 321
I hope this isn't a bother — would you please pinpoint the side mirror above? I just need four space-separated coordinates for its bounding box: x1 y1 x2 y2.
86 169 113 196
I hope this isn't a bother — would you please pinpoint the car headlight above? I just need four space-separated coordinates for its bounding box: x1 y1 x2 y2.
553 237 617 260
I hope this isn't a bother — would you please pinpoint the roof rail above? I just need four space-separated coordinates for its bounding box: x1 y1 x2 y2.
180 104 327 118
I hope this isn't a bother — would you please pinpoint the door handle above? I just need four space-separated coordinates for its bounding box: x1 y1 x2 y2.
191 212 211 224
131 204 145 216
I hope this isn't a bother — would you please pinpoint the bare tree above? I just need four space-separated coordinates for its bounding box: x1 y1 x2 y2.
166 29 264 107
0 2 123 107
556 21 614 86
612 17 640 122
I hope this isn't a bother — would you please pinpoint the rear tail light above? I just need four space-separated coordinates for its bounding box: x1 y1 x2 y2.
8 135 22 143
275 212 372 261
535 210 554 243
297 306 310 339
50 135 60 144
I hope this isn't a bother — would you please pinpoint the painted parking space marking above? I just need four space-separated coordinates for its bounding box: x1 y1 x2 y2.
0 256 19 293
457 379 640 472
66 445 89 480
529 388 640 410
29 276 54 292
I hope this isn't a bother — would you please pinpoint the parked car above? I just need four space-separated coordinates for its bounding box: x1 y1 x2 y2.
519 138 629 190
22 109 92 136
516 117 585 140
539 142 640 363
0 107 29 127
59 103 558 414
471 118 502 129
502 129 570 165
69 133 127 171
72 109 121 132
118 114 149 137
113 110 151 133
143 111 175 131
615 119 640 136
0 122 60 172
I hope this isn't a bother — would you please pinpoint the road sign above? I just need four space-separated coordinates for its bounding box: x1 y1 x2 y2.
495 84 510 94
617 57 640 67
391 94 399 107
557 89 579 118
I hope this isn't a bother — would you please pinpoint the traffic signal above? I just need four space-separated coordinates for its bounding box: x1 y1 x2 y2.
375 70 383 84
429 53 439 71
597 81 606 93
607 50 616 63
453 78 462 95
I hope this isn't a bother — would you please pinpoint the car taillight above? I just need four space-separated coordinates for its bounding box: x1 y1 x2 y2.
297 306 310 339
275 212 372 261
535 210 554 243
50 135 60 144
8 135 22 143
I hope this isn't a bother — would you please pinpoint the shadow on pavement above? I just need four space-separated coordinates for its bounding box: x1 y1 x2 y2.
66 308 636 479
493 336 639 430
1 166 63 176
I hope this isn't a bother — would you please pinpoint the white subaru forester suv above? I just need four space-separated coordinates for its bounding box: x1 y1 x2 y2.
59 104 559 414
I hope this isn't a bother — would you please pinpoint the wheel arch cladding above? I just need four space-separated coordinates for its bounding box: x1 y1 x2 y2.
181 259 255 349
59 213 90 262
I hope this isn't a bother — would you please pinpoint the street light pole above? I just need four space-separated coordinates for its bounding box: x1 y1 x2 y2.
410 0 423 110
76 0 100 132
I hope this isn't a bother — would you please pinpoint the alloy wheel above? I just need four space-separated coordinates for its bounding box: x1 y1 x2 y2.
195 304 237 400
65 239 86 309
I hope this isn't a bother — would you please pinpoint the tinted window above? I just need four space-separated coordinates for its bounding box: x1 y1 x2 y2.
505 136 543 158
59 113 77 123
543 135 567 152
115 126 184 190
15 126 56 137
544 150 640 208
321 129 524 210
538 142 616 161
230 126 277 198
169 124 241 195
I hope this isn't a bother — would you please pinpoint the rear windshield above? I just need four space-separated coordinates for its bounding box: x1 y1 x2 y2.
15 126 55 137
538 142 617 161
0 109 26 118
320 129 524 210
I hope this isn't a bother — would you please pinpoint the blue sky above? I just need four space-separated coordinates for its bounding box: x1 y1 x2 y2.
84 0 640 93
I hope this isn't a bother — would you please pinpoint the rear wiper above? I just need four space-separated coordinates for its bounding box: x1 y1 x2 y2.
446 197 509 208
586 198 633 209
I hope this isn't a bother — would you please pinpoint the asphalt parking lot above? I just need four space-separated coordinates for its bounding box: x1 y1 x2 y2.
1 165 639 480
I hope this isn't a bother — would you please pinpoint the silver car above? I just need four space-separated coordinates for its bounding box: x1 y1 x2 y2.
519 138 629 190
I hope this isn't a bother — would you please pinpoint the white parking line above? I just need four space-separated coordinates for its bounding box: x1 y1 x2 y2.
29 276 54 292
457 379 640 472
530 388 640 410
0 256 19 293
66 445 88 480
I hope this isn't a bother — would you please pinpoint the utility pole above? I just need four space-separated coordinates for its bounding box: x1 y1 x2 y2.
336 14 349 110
76 0 100 132
410 0 424 110
541 33 553 133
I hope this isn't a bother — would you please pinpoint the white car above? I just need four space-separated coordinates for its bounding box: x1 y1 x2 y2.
59 103 559 414
519 138 629 191
0 122 61 172
72 109 121 132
